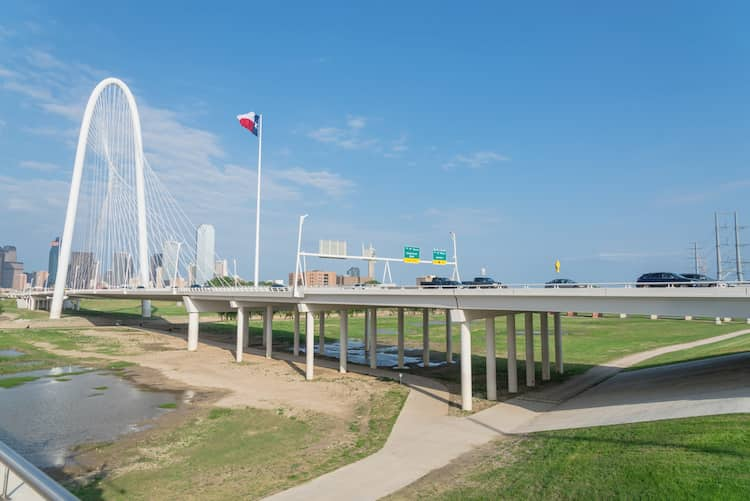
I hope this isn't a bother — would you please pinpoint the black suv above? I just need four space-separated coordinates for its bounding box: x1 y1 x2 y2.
545 278 580 288
636 272 695 287
680 273 720 287
420 277 461 288
462 276 502 288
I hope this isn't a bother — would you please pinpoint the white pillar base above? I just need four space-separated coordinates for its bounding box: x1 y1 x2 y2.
540 312 550 381
235 306 246 363
397 308 405 368
187 312 199 351
650 314 658 320
723 317 732 323
369 307 378 369
684 315 693 321
446 309 453 363
142 299 152 319
460 317 472 411
319 313 326 356
485 317 496 401
293 310 300 356
715 317 722 325
554 312 563 374
619 313 627 319
305 311 314 380
264 305 273 359
507 314 518 393
422 308 430 368
524 312 535 387
340 309 348 373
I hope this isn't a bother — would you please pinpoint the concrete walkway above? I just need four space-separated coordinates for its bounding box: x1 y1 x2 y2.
265 329 750 500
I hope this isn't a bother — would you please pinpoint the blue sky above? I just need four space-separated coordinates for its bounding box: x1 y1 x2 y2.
2 1 750 284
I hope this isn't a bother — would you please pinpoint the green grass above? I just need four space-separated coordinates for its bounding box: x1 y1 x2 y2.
631 332 750 370
72 298 187 319
158 403 177 409
0 298 50 320
93 386 109 391
0 375 40 388
391 414 750 500
70 385 408 500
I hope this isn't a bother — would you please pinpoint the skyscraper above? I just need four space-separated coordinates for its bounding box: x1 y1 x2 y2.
112 252 133 287
48 237 60 286
196 224 215 285
67 251 94 289
162 240 181 286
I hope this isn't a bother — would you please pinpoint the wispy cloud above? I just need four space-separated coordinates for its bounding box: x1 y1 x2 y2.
273 167 355 197
19 160 60 172
442 151 510 170
660 178 750 207
308 115 379 150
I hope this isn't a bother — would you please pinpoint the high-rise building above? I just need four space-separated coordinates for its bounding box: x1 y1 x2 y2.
0 246 23 289
112 252 133 287
214 259 228 277
34 270 50 288
162 240 181 287
196 224 215 285
48 237 60 286
289 270 336 287
150 253 163 286
67 251 95 288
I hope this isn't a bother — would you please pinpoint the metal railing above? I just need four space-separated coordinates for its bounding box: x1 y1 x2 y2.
0 439 77 500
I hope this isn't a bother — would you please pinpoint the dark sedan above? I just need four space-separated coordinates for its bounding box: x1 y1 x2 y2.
544 278 581 288
636 272 696 287
681 273 723 287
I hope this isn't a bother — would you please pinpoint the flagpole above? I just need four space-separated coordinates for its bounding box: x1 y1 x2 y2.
254 114 262 287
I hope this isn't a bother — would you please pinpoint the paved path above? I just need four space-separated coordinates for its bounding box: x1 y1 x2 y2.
262 329 750 500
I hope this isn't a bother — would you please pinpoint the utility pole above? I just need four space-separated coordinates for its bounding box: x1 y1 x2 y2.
715 212 723 281
692 242 699 275
734 211 744 282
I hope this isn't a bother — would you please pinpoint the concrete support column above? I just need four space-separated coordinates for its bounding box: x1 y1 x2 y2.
715 317 722 325
187 312 199 352
507 314 518 393
264 305 273 359
369 307 378 369
524 312 535 387
235 306 247 363
293 310 300 356
397 308 405 368
305 311 314 380
260 311 266 348
363 309 369 355
319 312 326 355
684 315 693 321
460 317 473 411
422 308 430 368
340 309 348 373
485 316 497 401
554 312 563 374
142 299 152 319
540 312 550 381
446 309 453 363
650 314 658 320
619 313 627 319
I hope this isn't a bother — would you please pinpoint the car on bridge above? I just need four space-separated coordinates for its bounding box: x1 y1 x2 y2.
545 278 582 288
420 277 461 288
462 276 503 288
636 272 697 287
681 273 726 287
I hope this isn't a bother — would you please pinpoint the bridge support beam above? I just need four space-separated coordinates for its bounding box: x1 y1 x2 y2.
363 309 369 356
397 308 405 368
485 316 497 401
452 309 472 411
293 310 300 356
235 306 247 362
319 312 326 356
446 309 453 363
422 308 430 368
525 312 535 387
541 312 550 381
507 314 518 393
142 299 151 319
340 309 348 373
554 312 563 374
188 312 199 352
369 307 378 368
305 310 314 380
264 305 273 359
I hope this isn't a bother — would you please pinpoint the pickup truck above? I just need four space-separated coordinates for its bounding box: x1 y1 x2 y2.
462 276 502 288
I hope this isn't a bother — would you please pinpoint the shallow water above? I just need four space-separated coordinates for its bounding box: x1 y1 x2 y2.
0 349 24 357
0 366 180 468
300 340 454 368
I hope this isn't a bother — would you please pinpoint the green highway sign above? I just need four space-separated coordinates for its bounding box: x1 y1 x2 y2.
403 246 420 263
432 249 447 265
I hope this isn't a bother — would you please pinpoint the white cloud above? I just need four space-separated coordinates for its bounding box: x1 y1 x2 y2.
273 167 355 197
0 175 68 212
347 116 366 130
442 151 510 170
19 160 60 172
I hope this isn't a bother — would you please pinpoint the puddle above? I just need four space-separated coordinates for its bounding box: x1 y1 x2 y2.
299 341 446 368
0 349 24 357
0 365 181 468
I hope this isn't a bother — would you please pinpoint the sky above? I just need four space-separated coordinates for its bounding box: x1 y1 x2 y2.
1 1 750 285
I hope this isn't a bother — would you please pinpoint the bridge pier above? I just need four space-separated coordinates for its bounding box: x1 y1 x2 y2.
305 309 314 380
397 308 405 368
142 299 151 319
485 316 497 401
319 312 326 356
235 306 247 362
293 310 300 356
422 308 430 367
525 312 535 387
507 313 518 393
554 312 563 374
541 312 550 381
455 310 473 411
369 307 378 368
363 309 369 357
264 305 273 359
446 309 453 363
187 312 199 351
340 309 348 373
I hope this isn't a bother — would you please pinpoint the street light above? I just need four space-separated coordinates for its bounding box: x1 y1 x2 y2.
294 214 309 297
449 231 461 282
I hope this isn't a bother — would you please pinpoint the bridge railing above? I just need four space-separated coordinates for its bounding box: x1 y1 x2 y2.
0 439 77 501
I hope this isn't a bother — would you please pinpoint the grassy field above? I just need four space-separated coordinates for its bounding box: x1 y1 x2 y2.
389 414 750 500
70 387 407 500
631 331 750 370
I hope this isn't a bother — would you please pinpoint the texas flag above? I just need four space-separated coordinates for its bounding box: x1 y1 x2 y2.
237 112 260 136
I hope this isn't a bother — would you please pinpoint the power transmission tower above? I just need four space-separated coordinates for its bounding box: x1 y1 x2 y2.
734 211 745 281
715 212 723 280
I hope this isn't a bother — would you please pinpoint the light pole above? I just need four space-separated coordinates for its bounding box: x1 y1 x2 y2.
172 242 182 288
294 214 308 297
450 231 461 282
